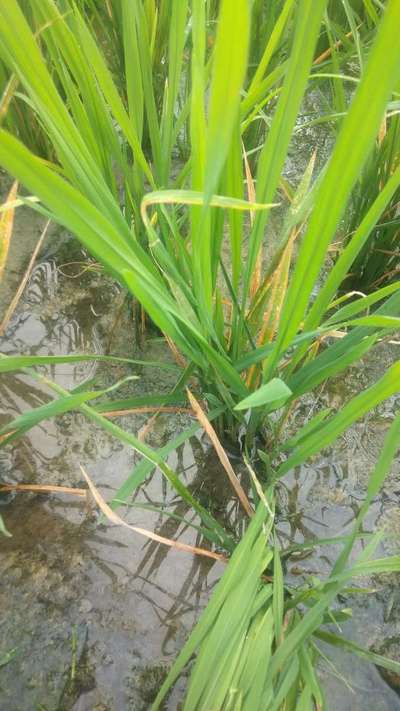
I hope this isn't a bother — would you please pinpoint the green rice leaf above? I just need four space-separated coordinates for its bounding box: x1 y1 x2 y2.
279 361 400 475
268 0 400 371
234 378 292 411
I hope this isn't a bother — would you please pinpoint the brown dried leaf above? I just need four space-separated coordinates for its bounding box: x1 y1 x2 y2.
80 466 226 562
186 389 254 517
0 483 87 497
165 334 187 368
0 181 18 281
313 28 356 65
0 219 50 336
101 406 193 418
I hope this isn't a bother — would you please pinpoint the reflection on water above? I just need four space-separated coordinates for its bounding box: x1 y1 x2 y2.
1 241 400 709
0 251 227 709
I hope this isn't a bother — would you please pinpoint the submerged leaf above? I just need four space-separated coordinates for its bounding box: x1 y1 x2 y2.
0 514 12 538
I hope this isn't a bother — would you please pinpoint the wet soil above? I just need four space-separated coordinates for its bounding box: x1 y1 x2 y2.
1 177 400 709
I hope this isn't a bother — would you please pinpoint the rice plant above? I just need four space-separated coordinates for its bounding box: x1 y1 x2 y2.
1 0 400 706
0 0 399 444
0 1 53 158
153 413 400 710
341 110 400 291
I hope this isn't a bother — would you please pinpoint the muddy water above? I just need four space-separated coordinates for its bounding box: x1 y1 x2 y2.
1 208 400 708
0 224 231 709
277 345 400 710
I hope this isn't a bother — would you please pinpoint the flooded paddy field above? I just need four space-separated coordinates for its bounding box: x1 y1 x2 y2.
1 178 400 710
